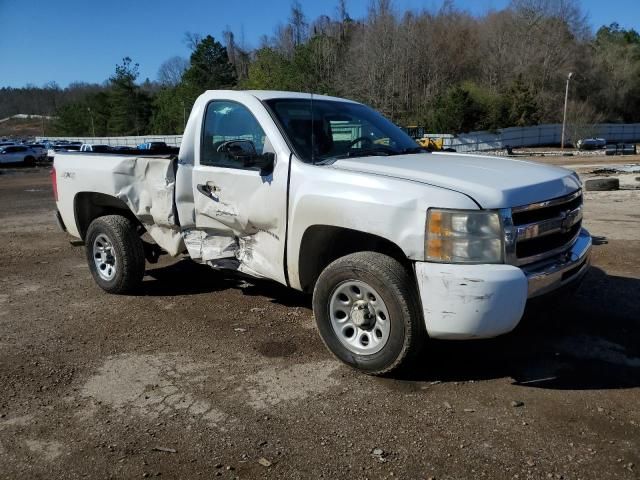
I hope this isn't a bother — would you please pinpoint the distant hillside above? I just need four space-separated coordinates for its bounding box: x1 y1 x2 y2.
0 115 55 138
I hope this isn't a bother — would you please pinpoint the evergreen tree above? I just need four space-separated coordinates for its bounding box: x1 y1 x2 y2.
505 76 540 127
108 57 152 135
431 86 484 133
243 47 298 90
182 35 237 92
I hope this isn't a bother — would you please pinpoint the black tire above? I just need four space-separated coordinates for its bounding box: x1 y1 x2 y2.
585 177 619 191
312 252 426 375
24 156 36 167
85 215 145 294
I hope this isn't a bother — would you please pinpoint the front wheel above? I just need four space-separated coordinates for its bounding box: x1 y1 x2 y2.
312 252 426 375
85 215 145 294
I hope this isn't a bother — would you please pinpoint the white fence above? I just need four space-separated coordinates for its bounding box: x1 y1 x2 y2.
35 134 183 147
38 123 640 153
427 123 640 152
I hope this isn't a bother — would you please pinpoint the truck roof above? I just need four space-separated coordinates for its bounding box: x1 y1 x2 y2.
202 89 359 104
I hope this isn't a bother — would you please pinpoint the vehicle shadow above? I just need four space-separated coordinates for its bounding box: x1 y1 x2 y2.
141 259 640 390
141 257 310 308
399 266 640 390
140 258 239 296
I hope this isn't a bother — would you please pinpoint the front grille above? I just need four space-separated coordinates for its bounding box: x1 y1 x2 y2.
516 223 581 258
512 194 582 225
508 190 583 265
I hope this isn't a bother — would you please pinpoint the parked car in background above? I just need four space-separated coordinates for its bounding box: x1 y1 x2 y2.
137 141 168 150
576 138 606 150
80 144 111 153
0 141 16 147
27 144 47 160
0 145 37 166
111 146 134 152
47 144 81 161
59 144 81 151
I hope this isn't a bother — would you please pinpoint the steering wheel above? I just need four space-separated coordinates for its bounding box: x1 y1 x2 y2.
346 136 374 149
216 140 238 152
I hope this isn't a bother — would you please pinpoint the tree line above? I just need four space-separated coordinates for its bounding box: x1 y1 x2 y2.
2 0 639 137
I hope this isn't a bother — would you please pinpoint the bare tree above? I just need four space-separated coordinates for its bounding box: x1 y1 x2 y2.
274 23 296 57
290 1 308 46
337 0 350 23
184 32 203 52
223 28 250 81
157 56 189 86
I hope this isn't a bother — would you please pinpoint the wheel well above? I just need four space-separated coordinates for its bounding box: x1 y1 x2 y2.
74 192 139 240
298 225 411 293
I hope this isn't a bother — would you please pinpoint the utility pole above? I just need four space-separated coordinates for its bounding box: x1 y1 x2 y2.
87 107 96 137
561 72 573 150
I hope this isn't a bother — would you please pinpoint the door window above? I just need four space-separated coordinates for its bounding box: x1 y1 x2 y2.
201 100 266 168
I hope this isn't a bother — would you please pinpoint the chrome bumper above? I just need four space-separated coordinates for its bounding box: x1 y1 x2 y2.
524 228 592 298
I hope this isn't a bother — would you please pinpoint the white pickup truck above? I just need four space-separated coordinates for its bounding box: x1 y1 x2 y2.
53 90 591 375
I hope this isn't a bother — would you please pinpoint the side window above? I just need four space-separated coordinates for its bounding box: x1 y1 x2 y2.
201 100 266 168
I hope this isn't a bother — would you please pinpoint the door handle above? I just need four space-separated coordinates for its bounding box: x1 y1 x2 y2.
197 183 211 197
197 183 220 200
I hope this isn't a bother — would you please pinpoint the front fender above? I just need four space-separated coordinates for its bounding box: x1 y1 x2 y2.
286 160 478 290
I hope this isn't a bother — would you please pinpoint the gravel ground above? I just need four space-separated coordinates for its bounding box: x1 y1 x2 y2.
0 165 638 480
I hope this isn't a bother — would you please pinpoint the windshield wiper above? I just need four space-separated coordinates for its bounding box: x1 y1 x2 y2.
322 147 394 162
317 145 426 164
394 146 427 155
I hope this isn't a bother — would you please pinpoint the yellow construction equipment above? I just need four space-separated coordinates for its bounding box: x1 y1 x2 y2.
416 137 445 150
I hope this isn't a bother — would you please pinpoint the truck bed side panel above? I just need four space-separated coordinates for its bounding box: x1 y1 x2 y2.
55 153 184 255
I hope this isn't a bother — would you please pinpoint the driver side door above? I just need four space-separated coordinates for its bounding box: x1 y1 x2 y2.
189 99 288 283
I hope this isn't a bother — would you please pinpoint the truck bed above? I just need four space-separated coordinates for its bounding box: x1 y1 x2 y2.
54 152 184 255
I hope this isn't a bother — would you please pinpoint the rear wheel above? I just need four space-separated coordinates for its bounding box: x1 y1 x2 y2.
85 215 145 294
24 155 35 167
312 252 426 375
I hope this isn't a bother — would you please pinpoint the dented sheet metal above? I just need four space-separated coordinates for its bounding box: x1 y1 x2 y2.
112 157 184 256
181 229 268 278
182 229 237 261
415 262 527 340
187 168 286 281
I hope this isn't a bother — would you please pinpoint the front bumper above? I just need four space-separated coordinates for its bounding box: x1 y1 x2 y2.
414 228 592 339
523 228 591 297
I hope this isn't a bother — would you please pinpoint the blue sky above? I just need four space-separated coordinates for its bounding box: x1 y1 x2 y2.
0 0 638 88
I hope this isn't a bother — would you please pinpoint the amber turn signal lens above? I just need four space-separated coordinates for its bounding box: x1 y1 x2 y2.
428 211 442 234
426 239 442 259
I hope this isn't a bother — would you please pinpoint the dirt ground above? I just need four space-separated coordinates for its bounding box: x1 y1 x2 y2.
0 161 639 480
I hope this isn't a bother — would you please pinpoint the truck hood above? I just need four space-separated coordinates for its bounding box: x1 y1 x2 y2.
330 152 581 209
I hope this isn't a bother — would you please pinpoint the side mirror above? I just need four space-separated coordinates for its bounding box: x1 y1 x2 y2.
218 139 257 159
219 140 275 174
251 152 275 175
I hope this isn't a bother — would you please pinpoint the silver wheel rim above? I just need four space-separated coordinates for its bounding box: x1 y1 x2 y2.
93 233 117 281
329 280 391 356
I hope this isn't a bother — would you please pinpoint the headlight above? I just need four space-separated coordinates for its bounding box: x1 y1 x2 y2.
426 209 503 263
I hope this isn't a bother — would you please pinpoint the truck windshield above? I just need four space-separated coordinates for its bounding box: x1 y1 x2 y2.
264 98 422 163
